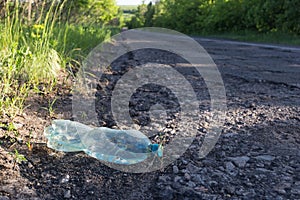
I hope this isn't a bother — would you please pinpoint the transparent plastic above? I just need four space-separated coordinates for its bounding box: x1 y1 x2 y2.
44 120 162 165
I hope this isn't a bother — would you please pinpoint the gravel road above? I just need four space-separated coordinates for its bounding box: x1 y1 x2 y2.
0 34 299 199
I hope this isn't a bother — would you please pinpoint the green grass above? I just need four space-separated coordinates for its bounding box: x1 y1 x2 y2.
0 0 65 116
0 1 119 118
196 30 300 46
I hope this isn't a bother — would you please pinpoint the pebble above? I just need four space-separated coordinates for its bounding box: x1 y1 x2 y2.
28 162 34 169
255 155 275 161
172 165 179 174
187 181 196 188
274 187 286 195
228 156 250 168
224 186 236 194
291 187 300 195
60 174 70 184
159 186 174 200
174 176 181 182
186 163 200 174
191 174 203 184
184 173 191 181
172 182 182 189
225 161 235 172
209 181 218 187
223 132 237 138
64 190 71 199
159 176 169 182
0 196 9 200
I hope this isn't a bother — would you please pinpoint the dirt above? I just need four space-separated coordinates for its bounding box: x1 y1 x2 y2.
0 37 300 200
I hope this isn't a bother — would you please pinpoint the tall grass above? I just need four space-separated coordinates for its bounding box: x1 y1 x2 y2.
0 0 118 118
0 0 67 117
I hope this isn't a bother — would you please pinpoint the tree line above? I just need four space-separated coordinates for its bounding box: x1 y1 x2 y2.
127 0 300 35
0 0 121 25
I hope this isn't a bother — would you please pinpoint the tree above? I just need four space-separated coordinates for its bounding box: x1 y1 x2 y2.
63 0 119 24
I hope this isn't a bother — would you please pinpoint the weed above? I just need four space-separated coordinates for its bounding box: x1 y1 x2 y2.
11 149 27 169
41 98 57 117
26 131 33 151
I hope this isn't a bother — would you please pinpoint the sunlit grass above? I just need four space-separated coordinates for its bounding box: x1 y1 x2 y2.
197 30 300 46
0 1 117 118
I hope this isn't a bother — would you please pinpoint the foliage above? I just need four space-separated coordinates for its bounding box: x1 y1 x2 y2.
0 0 119 117
128 0 300 35
126 3 147 29
0 0 66 116
62 0 119 25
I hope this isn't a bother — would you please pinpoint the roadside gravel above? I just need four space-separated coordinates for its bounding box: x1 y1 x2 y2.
0 38 299 199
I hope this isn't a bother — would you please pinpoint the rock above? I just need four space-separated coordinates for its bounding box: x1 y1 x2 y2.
291 187 300 195
28 162 34 169
228 156 250 168
256 168 272 173
60 174 70 184
158 176 169 183
64 190 71 199
172 181 182 189
172 165 179 174
184 173 191 181
255 155 275 161
178 187 202 198
224 186 236 194
174 176 181 182
274 187 286 195
242 189 256 198
209 181 218 187
181 159 188 165
186 163 200 174
187 181 196 188
223 132 237 138
159 186 174 200
0 196 10 200
225 162 235 172
191 174 203 184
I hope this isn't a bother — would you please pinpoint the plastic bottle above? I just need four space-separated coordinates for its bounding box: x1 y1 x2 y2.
44 120 162 165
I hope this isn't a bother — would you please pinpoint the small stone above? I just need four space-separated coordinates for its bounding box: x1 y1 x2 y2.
223 132 237 138
228 156 250 168
28 162 34 169
186 163 200 174
256 168 272 173
187 181 196 188
174 176 181 182
64 190 71 199
242 189 256 197
291 187 300 195
191 174 203 184
172 182 182 189
181 159 188 165
31 157 41 164
274 187 286 195
225 186 236 194
60 174 70 184
159 176 169 182
0 196 10 200
225 162 235 172
173 165 179 174
255 155 275 161
209 181 218 186
184 173 191 181
159 186 174 200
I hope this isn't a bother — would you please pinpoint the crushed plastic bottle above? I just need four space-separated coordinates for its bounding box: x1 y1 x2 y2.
44 120 162 165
